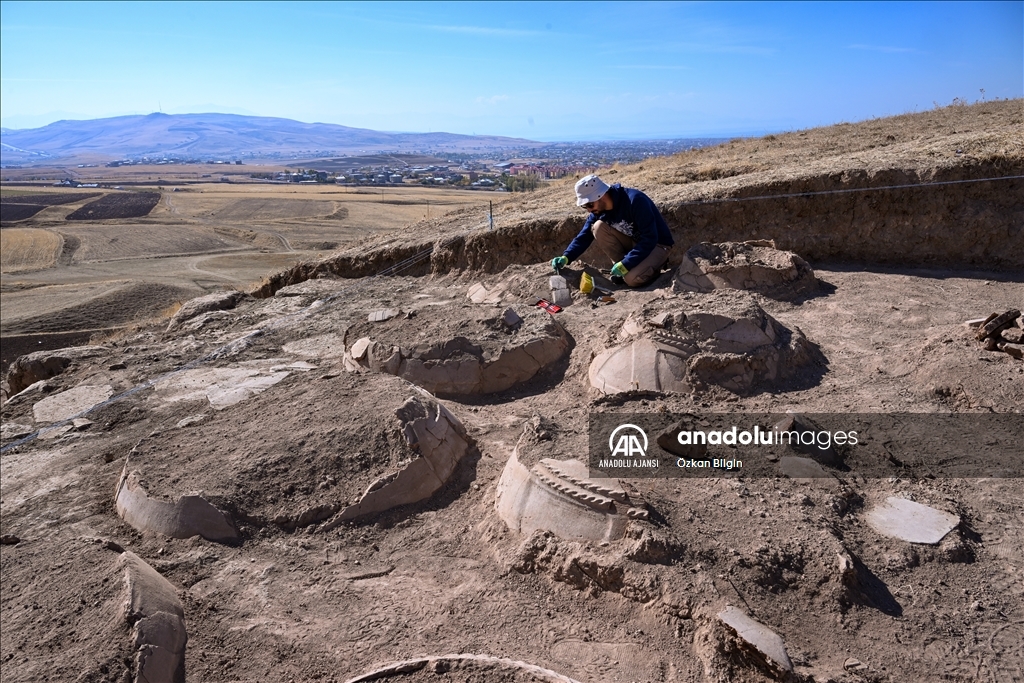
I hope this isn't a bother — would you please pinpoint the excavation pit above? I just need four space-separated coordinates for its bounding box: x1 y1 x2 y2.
590 290 820 395
673 240 818 300
344 303 570 397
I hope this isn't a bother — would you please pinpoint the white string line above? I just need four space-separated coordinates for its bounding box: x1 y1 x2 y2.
3 174 1018 453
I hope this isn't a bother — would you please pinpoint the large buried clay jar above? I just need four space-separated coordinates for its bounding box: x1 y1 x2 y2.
673 240 817 300
116 373 473 533
590 290 818 395
345 305 570 396
496 447 648 543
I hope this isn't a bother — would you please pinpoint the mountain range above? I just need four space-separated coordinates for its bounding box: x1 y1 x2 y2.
0 113 541 164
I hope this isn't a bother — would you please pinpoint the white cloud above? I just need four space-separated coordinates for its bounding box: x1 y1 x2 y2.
609 64 692 71
847 44 918 54
423 23 544 38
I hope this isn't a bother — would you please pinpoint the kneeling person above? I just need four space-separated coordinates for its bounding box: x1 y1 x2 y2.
551 174 673 287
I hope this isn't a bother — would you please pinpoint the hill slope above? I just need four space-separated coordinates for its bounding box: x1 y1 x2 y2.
256 98 1023 296
0 112 541 162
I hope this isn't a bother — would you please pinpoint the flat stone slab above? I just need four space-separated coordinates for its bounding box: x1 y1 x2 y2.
269 361 318 372
33 384 114 423
282 333 347 359
1 423 34 440
275 279 346 297
865 496 960 544
467 282 504 304
717 606 793 675
368 308 400 323
152 365 289 410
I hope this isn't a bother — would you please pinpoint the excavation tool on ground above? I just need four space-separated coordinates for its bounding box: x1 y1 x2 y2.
531 297 562 314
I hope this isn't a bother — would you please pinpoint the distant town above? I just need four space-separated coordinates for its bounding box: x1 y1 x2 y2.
63 138 728 191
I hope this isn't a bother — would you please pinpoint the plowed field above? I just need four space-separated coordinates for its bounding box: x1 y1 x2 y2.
0 192 101 206
1 193 102 224
65 192 160 220
0 204 46 222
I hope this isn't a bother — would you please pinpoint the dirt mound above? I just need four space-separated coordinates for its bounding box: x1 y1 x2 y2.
66 192 160 220
249 101 1022 301
5 344 109 395
590 290 822 395
344 302 571 397
674 240 817 300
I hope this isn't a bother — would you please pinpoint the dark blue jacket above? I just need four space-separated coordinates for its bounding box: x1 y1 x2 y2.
562 184 673 271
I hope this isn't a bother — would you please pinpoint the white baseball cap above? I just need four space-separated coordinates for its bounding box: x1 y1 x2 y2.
574 174 609 206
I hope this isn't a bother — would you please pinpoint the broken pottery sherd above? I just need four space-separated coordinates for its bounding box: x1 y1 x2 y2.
119 551 187 683
717 605 793 675
115 469 238 542
673 241 817 301
865 496 960 545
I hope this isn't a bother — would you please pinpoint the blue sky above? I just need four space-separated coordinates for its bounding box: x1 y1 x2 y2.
1 1 1021 140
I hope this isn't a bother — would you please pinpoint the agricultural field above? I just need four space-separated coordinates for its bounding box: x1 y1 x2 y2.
0 179 507 367
0 228 62 272
59 223 242 262
0 191 101 223
65 191 160 220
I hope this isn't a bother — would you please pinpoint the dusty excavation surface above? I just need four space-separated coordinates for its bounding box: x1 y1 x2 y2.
2 102 1023 683
2 259 1022 683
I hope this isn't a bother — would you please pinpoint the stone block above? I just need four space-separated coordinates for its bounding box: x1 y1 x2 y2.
550 288 572 307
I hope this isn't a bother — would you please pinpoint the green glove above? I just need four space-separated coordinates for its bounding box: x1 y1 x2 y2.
551 255 569 271
610 261 628 278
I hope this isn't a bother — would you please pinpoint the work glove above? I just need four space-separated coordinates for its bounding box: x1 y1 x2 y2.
551 255 569 272
610 261 628 278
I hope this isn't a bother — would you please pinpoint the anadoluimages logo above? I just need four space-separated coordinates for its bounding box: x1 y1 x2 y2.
609 424 648 457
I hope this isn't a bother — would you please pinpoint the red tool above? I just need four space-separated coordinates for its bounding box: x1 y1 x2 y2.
534 298 562 313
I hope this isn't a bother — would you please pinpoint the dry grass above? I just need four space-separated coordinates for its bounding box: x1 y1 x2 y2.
87 299 186 345
470 99 1024 225
0 228 62 272
59 223 241 262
